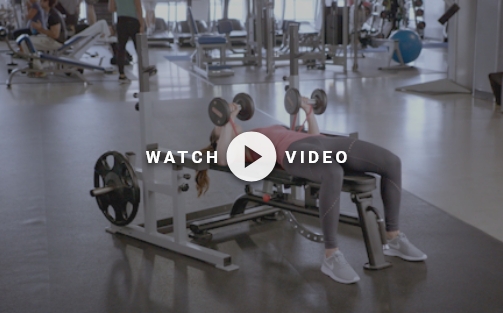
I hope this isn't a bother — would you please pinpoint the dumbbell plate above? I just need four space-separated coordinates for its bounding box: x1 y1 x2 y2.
233 93 255 121
93 151 140 226
311 89 328 115
284 88 302 115
208 98 231 126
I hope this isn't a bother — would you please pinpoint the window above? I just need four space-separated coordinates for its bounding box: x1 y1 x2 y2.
294 0 316 23
155 1 187 23
228 0 245 20
210 0 223 21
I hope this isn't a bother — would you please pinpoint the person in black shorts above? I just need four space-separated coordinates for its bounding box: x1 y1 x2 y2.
109 0 144 83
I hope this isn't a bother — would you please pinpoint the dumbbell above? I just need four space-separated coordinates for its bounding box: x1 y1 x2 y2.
284 87 328 115
208 93 255 126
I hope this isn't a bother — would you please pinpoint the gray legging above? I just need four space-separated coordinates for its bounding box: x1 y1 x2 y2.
282 136 402 249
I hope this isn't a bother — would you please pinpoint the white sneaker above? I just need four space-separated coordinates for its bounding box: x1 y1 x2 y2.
321 250 360 284
384 232 427 261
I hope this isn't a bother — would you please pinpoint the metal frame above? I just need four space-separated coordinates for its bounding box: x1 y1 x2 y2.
263 0 327 74
106 33 239 271
3 37 112 89
324 0 349 73
186 2 261 74
109 33 390 272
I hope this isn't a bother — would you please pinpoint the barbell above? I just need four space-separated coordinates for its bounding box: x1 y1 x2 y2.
90 151 140 226
208 93 255 126
284 88 328 115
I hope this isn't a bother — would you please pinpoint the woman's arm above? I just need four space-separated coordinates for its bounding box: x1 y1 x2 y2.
134 0 144 32
108 0 116 13
216 103 241 166
216 123 234 166
32 20 61 40
301 97 320 135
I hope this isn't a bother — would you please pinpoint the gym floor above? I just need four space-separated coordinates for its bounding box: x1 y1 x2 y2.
1 41 503 313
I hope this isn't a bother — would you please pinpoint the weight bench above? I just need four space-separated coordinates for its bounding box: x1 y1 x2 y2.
187 7 234 78
6 34 113 88
187 163 391 270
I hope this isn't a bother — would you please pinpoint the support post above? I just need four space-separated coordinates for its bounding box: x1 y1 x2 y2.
289 23 300 129
136 33 157 234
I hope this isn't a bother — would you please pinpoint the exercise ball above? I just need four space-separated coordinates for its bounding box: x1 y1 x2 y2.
0 27 7 40
390 29 422 64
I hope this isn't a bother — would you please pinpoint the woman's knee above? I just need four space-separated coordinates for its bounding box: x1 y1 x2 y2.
320 163 344 183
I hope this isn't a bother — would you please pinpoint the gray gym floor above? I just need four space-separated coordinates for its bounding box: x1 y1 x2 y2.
1 42 503 313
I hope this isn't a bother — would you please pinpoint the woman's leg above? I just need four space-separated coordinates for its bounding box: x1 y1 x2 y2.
319 136 427 261
76 20 111 39
282 138 360 284
29 35 63 51
13 28 31 39
307 136 401 232
283 141 344 250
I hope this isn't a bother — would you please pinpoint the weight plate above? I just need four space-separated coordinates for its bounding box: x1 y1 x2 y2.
208 98 231 126
93 151 140 226
233 93 255 121
311 89 328 115
284 88 302 115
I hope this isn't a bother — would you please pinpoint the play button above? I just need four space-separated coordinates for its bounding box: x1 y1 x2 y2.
226 132 276 182
245 147 261 168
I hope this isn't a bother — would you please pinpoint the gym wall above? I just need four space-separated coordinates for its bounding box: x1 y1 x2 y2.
473 0 503 99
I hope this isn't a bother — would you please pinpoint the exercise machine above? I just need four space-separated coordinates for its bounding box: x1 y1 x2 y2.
90 33 392 272
0 29 113 88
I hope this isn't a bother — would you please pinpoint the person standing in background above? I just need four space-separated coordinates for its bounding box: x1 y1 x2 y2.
56 0 82 34
108 0 143 84
12 0 45 38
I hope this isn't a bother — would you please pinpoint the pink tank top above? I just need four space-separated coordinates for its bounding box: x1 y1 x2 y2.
247 125 319 167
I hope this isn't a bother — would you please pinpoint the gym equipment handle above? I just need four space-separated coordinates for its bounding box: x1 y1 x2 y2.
90 186 116 197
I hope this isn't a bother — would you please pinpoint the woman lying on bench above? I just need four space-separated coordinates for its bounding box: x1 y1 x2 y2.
196 99 427 284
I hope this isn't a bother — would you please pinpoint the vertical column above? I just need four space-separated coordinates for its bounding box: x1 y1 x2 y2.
447 0 477 90
473 0 503 98
289 23 300 129
343 0 348 73
171 165 187 243
255 0 263 67
265 0 275 74
137 33 151 93
136 33 157 234
351 0 359 72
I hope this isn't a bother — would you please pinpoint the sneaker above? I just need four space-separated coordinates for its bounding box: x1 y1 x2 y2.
321 250 360 284
119 75 131 84
383 232 427 261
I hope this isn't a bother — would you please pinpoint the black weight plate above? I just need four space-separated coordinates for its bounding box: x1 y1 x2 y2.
311 89 328 115
284 88 302 115
93 151 140 226
208 98 231 126
233 93 255 121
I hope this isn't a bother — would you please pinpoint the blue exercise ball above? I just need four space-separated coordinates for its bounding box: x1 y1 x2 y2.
390 29 423 64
